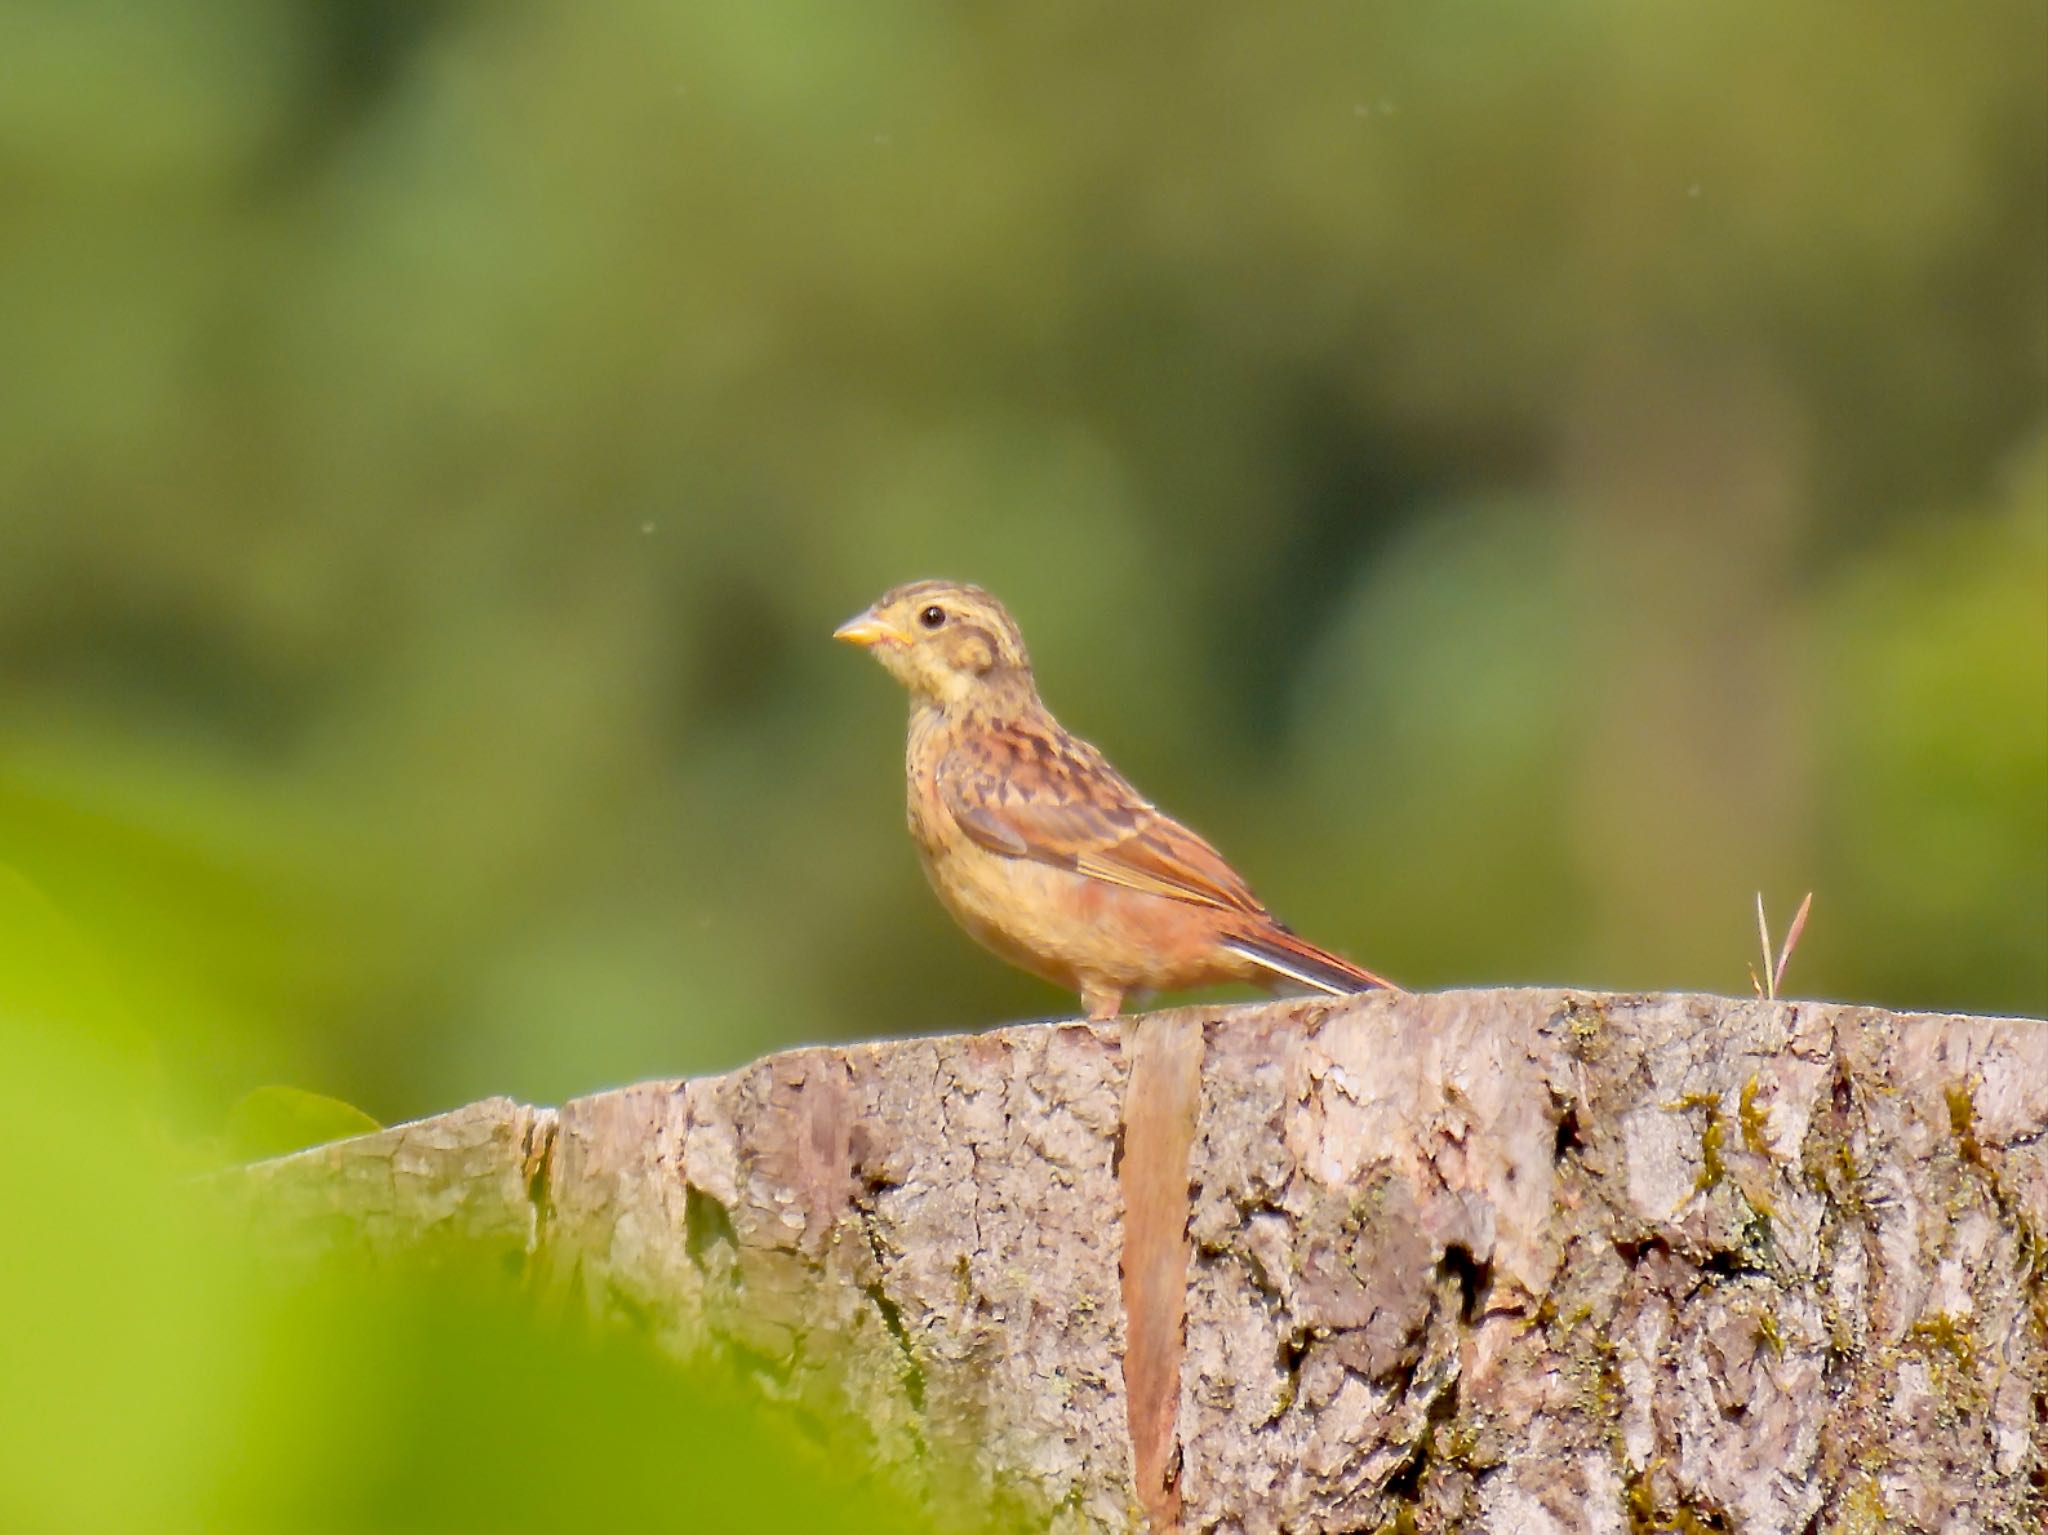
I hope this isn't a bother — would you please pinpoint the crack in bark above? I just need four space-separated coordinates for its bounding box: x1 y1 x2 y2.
1438 1244 1490 1327
853 1182 929 1423
519 1106 559 1264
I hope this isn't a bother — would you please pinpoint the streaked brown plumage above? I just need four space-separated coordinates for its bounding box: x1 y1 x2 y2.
835 579 1399 1019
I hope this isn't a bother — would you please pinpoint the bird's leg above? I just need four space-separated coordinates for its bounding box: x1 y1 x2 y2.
1081 978 1124 1021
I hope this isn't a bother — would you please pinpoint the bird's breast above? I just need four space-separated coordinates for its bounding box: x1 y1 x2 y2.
903 706 957 858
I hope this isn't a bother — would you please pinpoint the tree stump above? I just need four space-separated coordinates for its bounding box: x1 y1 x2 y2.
236 989 2048 1533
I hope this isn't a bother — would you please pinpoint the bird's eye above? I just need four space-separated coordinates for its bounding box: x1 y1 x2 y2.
919 605 947 630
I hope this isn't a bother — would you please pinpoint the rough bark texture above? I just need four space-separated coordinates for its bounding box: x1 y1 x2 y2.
237 989 2048 1533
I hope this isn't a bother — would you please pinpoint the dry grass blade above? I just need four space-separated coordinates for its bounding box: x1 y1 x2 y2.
1773 891 1813 997
1755 893 1775 1000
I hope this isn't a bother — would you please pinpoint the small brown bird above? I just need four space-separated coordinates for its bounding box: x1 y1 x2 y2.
835 580 1399 1019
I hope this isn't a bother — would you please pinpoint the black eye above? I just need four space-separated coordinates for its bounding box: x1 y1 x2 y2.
918 605 946 629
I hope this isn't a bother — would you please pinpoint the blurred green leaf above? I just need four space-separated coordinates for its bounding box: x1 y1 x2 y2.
0 864 130 1032
221 1084 382 1163
0 921 986 1535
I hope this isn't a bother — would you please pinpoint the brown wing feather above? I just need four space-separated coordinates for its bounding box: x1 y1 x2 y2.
939 718 1267 916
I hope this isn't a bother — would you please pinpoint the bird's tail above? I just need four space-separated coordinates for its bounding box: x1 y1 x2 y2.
1223 924 1403 996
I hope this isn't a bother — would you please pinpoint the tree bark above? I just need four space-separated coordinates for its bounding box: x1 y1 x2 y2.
236 989 2048 1534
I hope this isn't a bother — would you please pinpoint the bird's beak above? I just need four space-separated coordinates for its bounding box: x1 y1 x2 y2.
832 608 908 649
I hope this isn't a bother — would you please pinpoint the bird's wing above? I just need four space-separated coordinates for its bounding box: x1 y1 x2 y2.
939 719 1268 915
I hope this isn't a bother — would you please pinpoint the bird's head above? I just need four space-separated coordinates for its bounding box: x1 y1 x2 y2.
834 580 1033 707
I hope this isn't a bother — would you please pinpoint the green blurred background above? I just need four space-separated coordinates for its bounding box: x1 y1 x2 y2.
3 5 2044 1530
5 0 2044 1130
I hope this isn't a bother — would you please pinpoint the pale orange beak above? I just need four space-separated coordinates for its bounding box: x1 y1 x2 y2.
832 608 909 649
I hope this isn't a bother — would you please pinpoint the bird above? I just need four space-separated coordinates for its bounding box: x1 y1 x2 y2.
834 579 1400 1019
